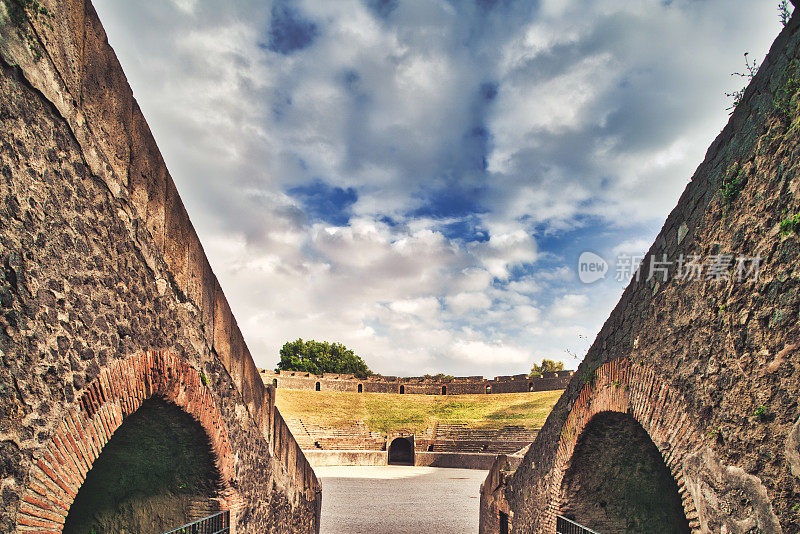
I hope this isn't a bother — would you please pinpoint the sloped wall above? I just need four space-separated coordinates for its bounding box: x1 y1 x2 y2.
0 1 319 531
482 8 800 534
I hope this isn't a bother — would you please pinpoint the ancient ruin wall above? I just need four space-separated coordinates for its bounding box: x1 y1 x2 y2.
0 1 320 532
261 369 573 395
482 9 800 534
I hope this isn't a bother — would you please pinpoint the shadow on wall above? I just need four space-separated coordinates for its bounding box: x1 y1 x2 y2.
388 438 414 465
63 397 223 534
559 411 690 533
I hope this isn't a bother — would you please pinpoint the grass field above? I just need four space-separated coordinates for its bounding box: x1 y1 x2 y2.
275 389 563 434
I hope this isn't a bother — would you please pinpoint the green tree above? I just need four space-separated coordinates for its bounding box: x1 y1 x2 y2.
276 339 372 379
529 359 564 378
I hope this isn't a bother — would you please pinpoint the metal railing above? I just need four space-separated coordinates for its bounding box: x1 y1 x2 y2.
556 515 601 534
162 510 230 534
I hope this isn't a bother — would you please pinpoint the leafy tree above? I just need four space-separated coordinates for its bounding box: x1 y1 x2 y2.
276 339 372 379
529 359 564 378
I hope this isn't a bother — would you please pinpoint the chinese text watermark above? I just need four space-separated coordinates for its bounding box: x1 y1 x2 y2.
578 252 761 284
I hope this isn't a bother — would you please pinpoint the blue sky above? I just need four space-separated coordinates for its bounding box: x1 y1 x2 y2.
94 0 787 376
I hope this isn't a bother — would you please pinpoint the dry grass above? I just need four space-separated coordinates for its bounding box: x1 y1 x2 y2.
275 388 563 434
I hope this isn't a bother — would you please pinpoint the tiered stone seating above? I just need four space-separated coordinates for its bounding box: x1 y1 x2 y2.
284 418 386 450
282 416 539 453
282 416 319 449
305 424 386 450
429 422 538 454
412 425 435 451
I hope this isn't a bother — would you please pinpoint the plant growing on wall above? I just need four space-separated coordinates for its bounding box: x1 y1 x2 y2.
779 0 793 26
1 0 54 59
774 59 800 120
2 0 51 26
720 164 745 206
580 367 596 385
780 214 800 234
725 53 759 113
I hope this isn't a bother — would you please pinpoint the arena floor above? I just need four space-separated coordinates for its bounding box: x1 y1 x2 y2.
315 465 488 534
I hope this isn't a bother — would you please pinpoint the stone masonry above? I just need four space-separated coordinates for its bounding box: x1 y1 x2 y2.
261 369 573 395
0 1 320 532
481 7 800 534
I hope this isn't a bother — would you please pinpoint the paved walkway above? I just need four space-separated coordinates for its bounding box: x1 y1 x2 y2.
315 466 488 534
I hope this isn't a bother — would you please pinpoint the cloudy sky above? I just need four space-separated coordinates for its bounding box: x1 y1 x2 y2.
93 0 787 377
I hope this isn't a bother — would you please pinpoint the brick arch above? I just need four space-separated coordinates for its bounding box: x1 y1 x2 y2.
15 350 239 532
549 358 703 532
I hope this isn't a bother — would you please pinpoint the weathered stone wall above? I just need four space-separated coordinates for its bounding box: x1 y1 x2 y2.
481 10 800 534
261 369 572 395
303 449 498 469
479 453 525 534
303 450 389 467
0 1 319 532
414 451 498 470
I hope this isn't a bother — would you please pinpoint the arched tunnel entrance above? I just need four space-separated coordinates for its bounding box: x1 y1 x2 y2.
559 411 690 533
388 437 414 465
62 397 223 534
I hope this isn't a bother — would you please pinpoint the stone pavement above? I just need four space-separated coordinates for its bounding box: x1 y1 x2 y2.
315 466 487 534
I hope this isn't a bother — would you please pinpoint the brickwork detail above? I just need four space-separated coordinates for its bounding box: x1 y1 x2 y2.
480 10 800 533
481 358 785 533
548 359 702 530
0 0 321 531
16 351 238 533
480 360 704 534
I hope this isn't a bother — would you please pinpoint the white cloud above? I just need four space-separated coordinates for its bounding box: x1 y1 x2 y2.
551 294 591 319
92 0 786 376
171 0 197 14
389 297 441 320
449 340 530 365
446 292 492 315
470 230 538 279
611 238 652 259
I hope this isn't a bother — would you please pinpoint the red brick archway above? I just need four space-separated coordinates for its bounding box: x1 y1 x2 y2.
549 358 703 532
15 350 239 532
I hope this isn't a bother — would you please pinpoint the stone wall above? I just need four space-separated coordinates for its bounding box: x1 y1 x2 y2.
0 1 319 532
260 369 572 395
415 451 498 470
303 449 498 469
481 10 800 534
479 453 525 534
558 411 689 533
303 450 389 467
62 396 223 533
